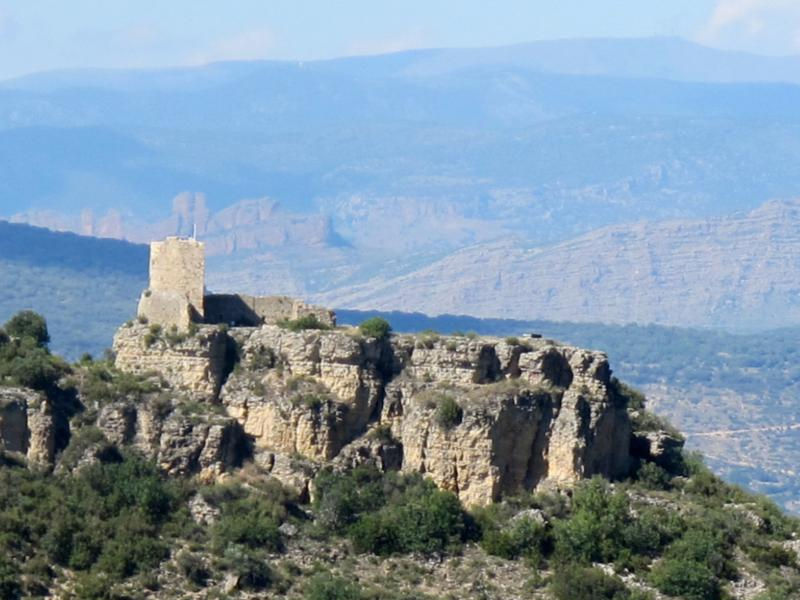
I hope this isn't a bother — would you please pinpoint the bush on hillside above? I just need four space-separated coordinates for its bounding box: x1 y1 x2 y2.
434 395 463 430
649 557 720 600
304 572 363 600
278 315 331 332
358 317 391 340
4 310 50 347
551 565 633 600
313 467 473 555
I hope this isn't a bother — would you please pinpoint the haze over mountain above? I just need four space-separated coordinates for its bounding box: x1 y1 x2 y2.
319 200 800 330
2 37 800 329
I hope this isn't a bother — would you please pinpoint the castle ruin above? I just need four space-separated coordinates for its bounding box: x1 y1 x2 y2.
137 236 335 330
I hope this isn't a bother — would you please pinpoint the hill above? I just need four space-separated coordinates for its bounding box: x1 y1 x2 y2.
337 309 800 513
321 200 800 330
0 221 146 358
1 310 799 599
1 220 798 511
2 39 800 331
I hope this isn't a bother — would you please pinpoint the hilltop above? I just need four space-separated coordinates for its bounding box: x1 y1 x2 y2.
3 222 800 514
1 304 799 599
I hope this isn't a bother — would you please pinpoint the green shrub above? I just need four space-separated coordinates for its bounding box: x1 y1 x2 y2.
4 310 50 347
358 317 392 340
177 551 209 586
551 566 632 600
0 341 69 391
434 396 463 430
1 452 181 587
228 547 274 590
553 477 668 567
665 528 734 579
164 325 186 346
313 468 472 556
479 515 549 563
369 424 394 443
635 461 672 490
505 336 520 346
212 491 285 553
279 315 331 332
748 543 797 568
351 485 467 555
304 572 363 600
609 377 646 411
148 324 162 336
0 314 69 391
79 361 159 404
0 556 20 600
650 557 720 600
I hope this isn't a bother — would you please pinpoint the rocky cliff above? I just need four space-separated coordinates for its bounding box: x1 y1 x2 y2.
107 322 632 506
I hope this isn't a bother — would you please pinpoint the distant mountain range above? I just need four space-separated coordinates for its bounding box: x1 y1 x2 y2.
320 200 800 330
0 221 146 358
2 37 800 329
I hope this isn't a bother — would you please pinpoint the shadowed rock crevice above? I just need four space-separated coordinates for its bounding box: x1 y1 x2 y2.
110 322 633 506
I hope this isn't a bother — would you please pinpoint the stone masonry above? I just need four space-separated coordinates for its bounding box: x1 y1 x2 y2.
137 237 333 330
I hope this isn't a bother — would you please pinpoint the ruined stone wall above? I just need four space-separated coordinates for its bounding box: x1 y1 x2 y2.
204 294 336 327
146 237 205 320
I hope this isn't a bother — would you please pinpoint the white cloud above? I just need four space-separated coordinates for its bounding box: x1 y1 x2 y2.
191 28 277 64
345 29 428 57
700 0 800 54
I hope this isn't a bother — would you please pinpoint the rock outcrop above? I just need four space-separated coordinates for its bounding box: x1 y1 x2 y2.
111 322 632 505
94 395 248 481
0 387 55 465
113 323 230 400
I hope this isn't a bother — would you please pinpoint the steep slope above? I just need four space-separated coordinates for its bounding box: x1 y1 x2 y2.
320 200 800 330
0 221 147 358
1 313 799 599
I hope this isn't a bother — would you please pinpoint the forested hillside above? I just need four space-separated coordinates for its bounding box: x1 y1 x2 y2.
0 221 146 358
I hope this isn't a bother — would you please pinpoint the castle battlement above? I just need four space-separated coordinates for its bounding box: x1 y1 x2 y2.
137 237 335 330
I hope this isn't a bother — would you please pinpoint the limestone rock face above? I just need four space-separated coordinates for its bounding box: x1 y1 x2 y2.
95 396 247 480
630 426 685 471
113 323 229 400
220 326 387 460
113 322 632 506
0 387 55 465
383 339 630 505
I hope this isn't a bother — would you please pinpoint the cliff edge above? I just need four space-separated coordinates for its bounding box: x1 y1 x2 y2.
110 321 633 505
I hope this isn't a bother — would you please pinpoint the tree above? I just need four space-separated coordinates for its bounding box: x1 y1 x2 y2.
358 317 391 340
4 310 50 347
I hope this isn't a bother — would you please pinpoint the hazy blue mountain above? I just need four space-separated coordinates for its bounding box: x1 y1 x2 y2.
3 37 800 330
1 37 800 222
0 221 147 358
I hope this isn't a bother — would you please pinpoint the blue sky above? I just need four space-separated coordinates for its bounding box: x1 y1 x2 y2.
1 0 799 80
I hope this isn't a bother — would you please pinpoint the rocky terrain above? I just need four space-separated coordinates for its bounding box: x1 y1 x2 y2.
2 310 800 599
318 199 800 330
109 322 631 506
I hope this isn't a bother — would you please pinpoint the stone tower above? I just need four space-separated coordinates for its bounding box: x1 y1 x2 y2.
137 237 205 330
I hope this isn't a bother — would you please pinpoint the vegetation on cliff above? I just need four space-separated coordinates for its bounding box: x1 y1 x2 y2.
1 311 799 599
